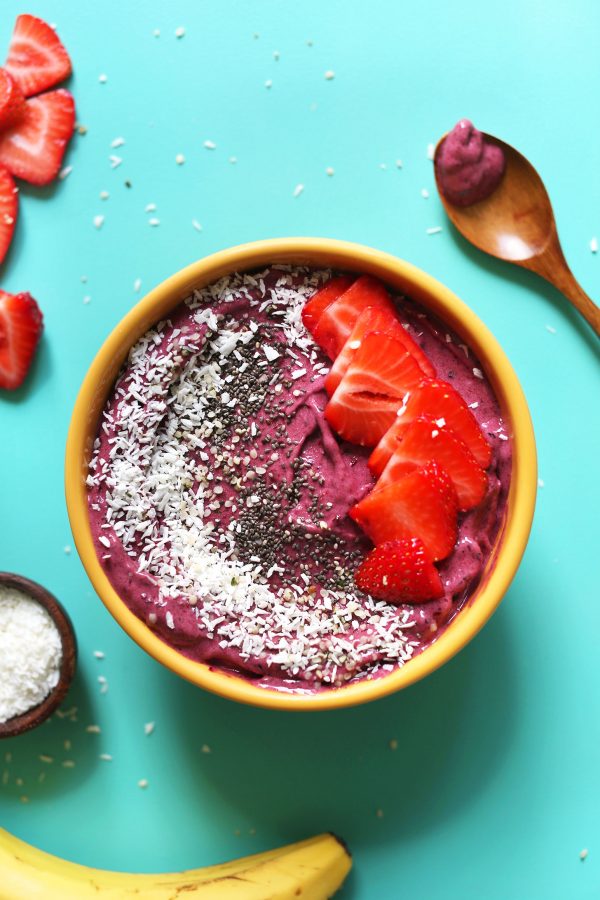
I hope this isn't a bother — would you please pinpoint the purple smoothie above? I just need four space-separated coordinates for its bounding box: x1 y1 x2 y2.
436 119 505 207
87 267 511 692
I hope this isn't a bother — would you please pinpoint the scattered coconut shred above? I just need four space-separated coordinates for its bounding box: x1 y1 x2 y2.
87 266 419 687
0 586 62 724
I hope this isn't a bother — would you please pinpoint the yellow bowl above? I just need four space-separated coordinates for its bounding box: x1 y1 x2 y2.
65 238 536 711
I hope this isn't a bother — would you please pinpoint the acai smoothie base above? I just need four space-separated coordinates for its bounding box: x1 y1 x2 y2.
86 266 511 693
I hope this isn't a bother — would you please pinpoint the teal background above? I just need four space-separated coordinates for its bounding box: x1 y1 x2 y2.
1 1 599 897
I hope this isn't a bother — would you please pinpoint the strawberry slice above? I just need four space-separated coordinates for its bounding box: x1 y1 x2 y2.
350 461 458 561
325 308 436 396
0 89 75 185
369 378 492 475
301 275 354 335
325 332 425 445
355 538 443 604
0 165 18 266
376 416 488 509
312 275 395 359
325 305 397 395
0 69 25 130
5 15 72 98
0 290 43 389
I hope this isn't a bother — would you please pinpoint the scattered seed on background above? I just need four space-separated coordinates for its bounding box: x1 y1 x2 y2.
326 167 334 176
58 166 72 180
580 849 589 861
265 79 272 89
273 50 280 60
83 296 91 305
148 218 160 227
192 219 202 232
62 761 75 768
134 278 142 292
175 26 185 38
546 324 556 334
590 237 598 253
138 778 149 789
421 188 430 198
80 275 88 282
538 479 545 488
144 722 155 736
376 809 384 818
203 140 216 150
293 184 304 198
175 153 185 165
426 226 442 235
86 725 101 733
100 190 109 200
427 143 435 160
63 545 71 555
396 159 403 168
379 163 387 170
153 28 160 37
109 155 122 169
93 215 104 229
389 739 398 750
111 137 125 148
201 744 212 754
98 74 107 84
324 70 335 80
77 124 87 135
145 203 157 212
229 156 237 164
93 650 105 659
99 754 112 761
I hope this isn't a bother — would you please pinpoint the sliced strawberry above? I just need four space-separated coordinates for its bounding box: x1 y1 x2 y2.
325 331 425 445
301 275 354 335
350 461 458 561
369 378 492 475
312 275 395 359
325 305 397 395
0 69 25 130
5 15 72 98
376 416 488 509
355 537 443 604
0 165 18 266
0 290 43 389
0 89 75 185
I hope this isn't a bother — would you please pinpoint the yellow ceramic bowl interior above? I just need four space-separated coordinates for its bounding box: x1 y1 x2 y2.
65 238 536 711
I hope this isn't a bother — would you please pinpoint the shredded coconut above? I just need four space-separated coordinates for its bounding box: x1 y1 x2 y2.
0 586 62 723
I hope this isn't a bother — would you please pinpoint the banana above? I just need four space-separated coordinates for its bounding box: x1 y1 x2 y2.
0 828 351 899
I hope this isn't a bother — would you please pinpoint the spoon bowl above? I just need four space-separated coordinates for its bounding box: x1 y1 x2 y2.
434 133 600 334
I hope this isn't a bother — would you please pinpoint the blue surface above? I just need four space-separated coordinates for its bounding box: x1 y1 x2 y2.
1 2 600 897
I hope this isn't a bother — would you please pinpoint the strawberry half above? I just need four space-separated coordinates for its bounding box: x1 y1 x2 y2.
0 290 43 389
325 331 425 445
355 538 443 604
0 69 25 130
301 275 354 335
0 89 75 185
350 461 458 561
5 15 72 98
0 165 18 266
376 416 488 510
369 378 492 475
312 275 395 359
324 305 397 395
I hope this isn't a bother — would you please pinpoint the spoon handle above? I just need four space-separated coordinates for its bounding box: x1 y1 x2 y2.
525 241 600 336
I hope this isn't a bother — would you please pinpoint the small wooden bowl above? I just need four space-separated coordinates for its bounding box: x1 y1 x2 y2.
0 573 77 739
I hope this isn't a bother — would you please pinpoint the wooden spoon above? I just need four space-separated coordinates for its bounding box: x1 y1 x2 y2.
0 573 77 739
434 134 600 335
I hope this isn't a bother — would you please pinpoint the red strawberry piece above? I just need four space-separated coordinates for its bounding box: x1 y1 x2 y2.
0 89 75 185
325 331 426 445
0 290 43 389
369 378 492 475
0 165 18 266
355 537 443 604
375 416 488 509
324 305 398 395
301 275 354 335
350 461 458 561
5 15 72 98
0 69 25 130
383 318 436 379
312 275 395 359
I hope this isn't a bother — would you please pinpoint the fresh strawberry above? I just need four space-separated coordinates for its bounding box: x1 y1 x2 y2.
355 537 443 604
325 331 425 445
0 89 75 185
350 461 458 561
301 275 354 335
324 305 397 395
4 15 72 98
369 378 492 475
0 69 25 130
0 165 18 266
312 275 395 359
375 416 488 509
0 290 43 389
383 318 436 379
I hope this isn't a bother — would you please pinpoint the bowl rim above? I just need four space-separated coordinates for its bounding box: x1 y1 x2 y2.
0 572 77 738
65 237 536 711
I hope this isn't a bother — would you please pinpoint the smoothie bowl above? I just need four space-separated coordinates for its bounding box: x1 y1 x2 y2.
65 238 536 710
